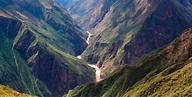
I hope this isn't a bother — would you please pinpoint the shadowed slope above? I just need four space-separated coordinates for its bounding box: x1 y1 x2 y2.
65 28 192 97
0 0 94 96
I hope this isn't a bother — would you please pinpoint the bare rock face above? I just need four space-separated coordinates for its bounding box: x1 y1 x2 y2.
65 27 192 97
0 0 94 97
60 0 192 76
0 16 22 38
123 0 192 64
14 29 93 96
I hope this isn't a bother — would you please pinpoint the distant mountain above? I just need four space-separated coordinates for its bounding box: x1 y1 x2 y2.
0 0 94 96
65 27 192 97
58 0 192 77
56 0 116 31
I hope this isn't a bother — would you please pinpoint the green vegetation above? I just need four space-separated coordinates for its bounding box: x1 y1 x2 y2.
76 0 192 78
124 62 192 97
0 84 36 97
65 28 192 97
0 29 50 96
0 0 94 96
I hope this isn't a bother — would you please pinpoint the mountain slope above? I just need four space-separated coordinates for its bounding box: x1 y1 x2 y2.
56 0 116 31
124 62 192 97
0 84 36 97
0 0 94 96
76 0 192 77
65 27 192 97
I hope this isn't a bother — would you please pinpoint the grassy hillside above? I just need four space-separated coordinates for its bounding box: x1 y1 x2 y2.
0 84 36 97
124 62 192 97
0 28 50 96
60 0 192 78
0 0 94 96
65 28 192 97
82 0 192 77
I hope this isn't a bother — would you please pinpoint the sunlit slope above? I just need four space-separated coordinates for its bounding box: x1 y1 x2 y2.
81 0 192 76
65 28 192 97
0 0 94 96
0 84 36 97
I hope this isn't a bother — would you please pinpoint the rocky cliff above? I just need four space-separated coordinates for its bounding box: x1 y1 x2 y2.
65 27 192 97
0 0 94 96
59 0 192 77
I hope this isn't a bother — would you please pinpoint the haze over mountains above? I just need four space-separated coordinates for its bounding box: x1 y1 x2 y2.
56 0 116 31
0 0 192 97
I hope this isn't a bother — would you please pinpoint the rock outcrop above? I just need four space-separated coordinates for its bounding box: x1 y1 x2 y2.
59 0 192 76
0 0 94 97
65 27 192 97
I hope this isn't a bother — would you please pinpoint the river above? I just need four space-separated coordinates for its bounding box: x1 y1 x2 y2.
76 31 102 82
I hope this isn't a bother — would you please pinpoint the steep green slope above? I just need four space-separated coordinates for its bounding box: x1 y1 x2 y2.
9 0 88 56
0 84 36 97
57 0 192 77
65 28 192 97
124 62 192 97
80 0 192 77
0 0 94 97
0 27 50 96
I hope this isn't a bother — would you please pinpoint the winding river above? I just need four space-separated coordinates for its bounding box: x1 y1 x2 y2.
86 31 91 44
88 64 101 82
77 31 102 82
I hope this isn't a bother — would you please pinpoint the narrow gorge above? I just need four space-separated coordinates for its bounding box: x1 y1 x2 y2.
77 31 102 82
0 0 192 97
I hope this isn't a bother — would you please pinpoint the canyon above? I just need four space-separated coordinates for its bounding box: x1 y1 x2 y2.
0 0 94 97
0 0 192 97
58 0 192 97
65 27 192 97
77 31 102 82
58 0 192 78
